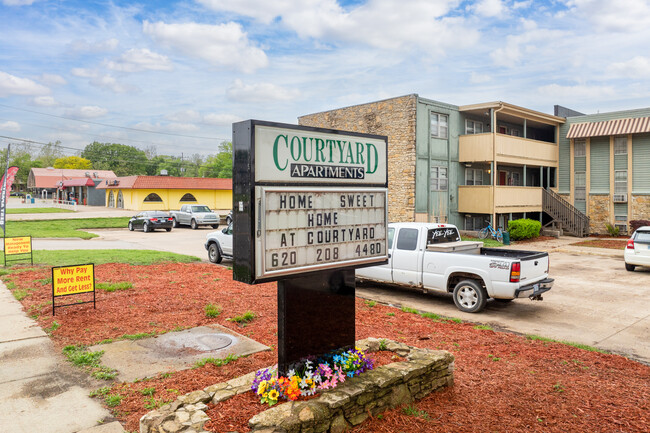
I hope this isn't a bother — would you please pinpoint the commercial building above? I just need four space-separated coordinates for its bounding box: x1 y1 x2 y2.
27 168 117 205
95 175 232 212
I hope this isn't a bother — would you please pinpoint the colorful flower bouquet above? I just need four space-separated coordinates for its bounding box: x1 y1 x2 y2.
251 347 375 406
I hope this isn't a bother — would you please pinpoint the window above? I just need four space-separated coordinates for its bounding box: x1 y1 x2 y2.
509 172 520 186
387 227 395 249
144 193 163 202
464 215 488 231
180 193 197 202
117 191 124 209
465 168 483 185
614 214 628 222
431 166 448 191
615 170 628 194
108 191 115 208
431 113 448 139
614 137 627 155
465 119 483 135
396 228 418 251
575 171 586 200
574 139 586 157
427 228 460 244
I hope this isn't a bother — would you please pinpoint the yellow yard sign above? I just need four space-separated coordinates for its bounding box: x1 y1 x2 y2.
4 236 31 255
51 264 96 315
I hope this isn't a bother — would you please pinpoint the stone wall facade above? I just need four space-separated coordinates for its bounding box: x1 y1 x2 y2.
588 195 610 234
298 95 418 223
631 195 650 222
140 338 454 433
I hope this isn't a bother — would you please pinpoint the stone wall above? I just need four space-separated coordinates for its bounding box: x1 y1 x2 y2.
298 95 418 223
631 195 650 221
140 338 454 433
588 195 610 233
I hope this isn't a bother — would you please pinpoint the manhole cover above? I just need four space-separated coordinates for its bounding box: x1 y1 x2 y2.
149 332 234 354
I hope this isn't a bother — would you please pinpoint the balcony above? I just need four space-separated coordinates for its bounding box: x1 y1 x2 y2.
458 185 543 214
459 133 558 167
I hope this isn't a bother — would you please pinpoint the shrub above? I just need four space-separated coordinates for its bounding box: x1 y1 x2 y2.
507 218 541 240
605 223 619 237
629 220 650 233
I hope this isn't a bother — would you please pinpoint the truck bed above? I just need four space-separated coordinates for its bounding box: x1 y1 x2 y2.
480 247 548 261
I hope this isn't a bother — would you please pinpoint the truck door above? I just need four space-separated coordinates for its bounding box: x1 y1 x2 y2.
392 227 422 287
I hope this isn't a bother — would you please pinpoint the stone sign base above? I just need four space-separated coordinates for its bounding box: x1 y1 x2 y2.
140 338 455 433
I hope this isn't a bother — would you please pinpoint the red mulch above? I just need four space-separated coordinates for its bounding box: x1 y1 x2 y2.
571 239 628 249
6 263 649 433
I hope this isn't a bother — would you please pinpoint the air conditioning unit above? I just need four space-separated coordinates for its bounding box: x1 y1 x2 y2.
613 193 627 203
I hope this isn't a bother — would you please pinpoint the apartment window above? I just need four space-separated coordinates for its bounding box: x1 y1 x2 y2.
575 171 586 200
465 168 483 185
615 170 628 194
509 172 521 186
465 119 483 135
614 137 627 155
574 139 586 157
464 215 488 231
431 166 448 191
615 214 628 222
431 113 448 139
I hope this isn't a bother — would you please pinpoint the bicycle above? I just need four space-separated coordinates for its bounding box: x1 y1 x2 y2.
478 223 503 243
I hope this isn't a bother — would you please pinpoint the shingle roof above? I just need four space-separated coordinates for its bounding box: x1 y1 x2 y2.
95 176 232 190
29 168 117 188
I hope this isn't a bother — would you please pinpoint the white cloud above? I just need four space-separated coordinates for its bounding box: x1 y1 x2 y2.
32 96 57 106
0 121 21 132
71 68 133 93
0 71 49 97
66 105 108 119
226 79 300 103
608 56 650 79
2 0 37 5
39 73 66 86
566 0 650 33
474 0 506 17
165 110 202 123
537 83 615 100
71 68 97 78
68 38 119 53
512 1 532 9
105 48 173 73
470 72 492 84
143 21 268 73
489 19 566 67
203 113 243 126
166 122 200 132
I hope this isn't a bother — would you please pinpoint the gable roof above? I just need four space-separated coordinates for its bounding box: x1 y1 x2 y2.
95 176 232 190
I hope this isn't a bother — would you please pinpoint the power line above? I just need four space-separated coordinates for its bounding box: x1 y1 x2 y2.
0 103 230 141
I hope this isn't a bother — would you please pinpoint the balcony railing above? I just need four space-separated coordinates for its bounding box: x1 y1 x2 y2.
458 185 543 214
459 133 557 166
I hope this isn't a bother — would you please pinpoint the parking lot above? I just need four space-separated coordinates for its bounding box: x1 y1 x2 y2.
31 225 650 364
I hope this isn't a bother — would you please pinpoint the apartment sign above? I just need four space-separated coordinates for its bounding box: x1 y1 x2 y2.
233 120 388 284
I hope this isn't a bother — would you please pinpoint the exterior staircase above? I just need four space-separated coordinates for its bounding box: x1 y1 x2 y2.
542 188 590 237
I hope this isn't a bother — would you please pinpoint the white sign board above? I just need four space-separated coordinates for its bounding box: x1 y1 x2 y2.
254 187 388 279
254 125 387 185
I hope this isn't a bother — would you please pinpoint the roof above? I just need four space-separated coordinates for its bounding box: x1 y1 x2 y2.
567 116 650 139
95 176 232 190
459 101 566 126
29 168 117 189
60 178 95 187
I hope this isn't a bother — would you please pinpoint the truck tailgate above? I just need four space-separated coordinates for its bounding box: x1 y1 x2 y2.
519 253 549 283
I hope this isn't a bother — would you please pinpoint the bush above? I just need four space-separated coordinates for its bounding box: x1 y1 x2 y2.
507 218 541 240
605 223 620 237
629 220 650 233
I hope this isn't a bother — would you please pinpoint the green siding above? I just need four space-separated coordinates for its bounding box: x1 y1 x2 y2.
614 203 628 217
589 137 609 193
575 200 586 213
574 156 586 172
614 154 627 171
633 134 650 193
415 158 429 213
558 132 570 192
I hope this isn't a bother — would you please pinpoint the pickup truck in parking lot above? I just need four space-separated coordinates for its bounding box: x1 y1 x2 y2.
356 222 554 313
170 204 220 229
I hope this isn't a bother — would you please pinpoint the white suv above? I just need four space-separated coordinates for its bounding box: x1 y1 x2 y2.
205 223 233 264
624 226 650 271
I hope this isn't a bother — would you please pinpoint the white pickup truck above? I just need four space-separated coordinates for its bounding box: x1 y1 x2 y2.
356 222 553 313
170 204 220 230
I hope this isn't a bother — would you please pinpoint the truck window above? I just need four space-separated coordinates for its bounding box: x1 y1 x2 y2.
388 227 395 249
192 205 211 213
427 227 461 245
396 228 418 251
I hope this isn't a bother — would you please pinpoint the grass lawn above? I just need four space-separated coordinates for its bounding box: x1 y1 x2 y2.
32 249 200 266
2 217 130 239
462 236 503 247
7 207 74 214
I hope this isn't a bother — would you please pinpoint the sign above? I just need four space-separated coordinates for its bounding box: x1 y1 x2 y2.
233 120 389 284
255 187 387 279
4 236 31 255
51 264 96 315
0 144 11 234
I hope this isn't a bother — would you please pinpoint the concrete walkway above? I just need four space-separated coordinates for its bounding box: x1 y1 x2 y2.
0 282 123 433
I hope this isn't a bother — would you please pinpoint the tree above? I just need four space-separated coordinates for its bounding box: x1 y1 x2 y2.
38 141 64 167
53 156 92 170
0 143 42 190
199 141 232 178
81 142 149 176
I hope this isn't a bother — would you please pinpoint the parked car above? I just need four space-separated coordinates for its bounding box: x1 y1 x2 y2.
128 211 174 232
205 223 233 264
225 210 233 225
170 204 220 229
624 226 650 271
356 222 553 313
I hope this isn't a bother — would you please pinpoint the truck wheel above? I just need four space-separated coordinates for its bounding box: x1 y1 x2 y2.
191 219 198 230
625 263 635 272
172 217 179 228
208 243 222 264
453 280 487 313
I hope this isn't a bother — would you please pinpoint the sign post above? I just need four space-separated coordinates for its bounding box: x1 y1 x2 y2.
233 120 388 373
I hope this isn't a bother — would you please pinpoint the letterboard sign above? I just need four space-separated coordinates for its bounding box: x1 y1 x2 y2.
233 120 388 284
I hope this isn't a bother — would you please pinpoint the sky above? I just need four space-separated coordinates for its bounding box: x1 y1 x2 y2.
1 0 649 158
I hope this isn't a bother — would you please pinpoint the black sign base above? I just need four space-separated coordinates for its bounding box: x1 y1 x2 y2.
277 268 356 376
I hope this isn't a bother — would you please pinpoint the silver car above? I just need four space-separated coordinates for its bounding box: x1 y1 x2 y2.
205 223 233 264
624 226 650 271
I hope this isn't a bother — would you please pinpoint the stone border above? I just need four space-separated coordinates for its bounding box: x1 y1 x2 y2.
140 338 454 433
